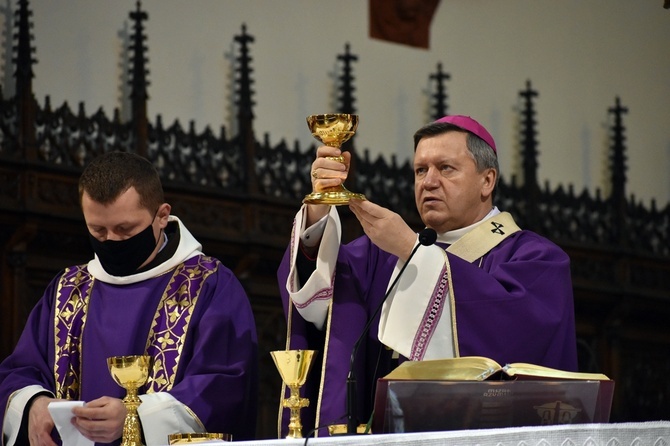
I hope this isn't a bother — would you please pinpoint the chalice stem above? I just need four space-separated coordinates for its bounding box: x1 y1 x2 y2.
284 385 308 439
107 355 151 446
121 390 144 446
287 407 304 439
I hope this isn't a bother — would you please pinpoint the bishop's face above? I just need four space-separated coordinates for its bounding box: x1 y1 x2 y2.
413 131 496 233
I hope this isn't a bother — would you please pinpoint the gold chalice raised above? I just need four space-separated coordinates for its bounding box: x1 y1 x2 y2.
108 355 152 446
271 350 317 439
303 113 366 205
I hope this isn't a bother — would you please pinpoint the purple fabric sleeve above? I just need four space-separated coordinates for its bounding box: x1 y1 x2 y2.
448 231 577 370
0 276 61 411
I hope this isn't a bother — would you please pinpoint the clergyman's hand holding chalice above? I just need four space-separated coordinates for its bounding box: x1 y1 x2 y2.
304 113 366 205
108 356 232 445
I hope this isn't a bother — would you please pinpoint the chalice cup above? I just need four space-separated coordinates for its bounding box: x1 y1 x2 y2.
271 350 317 439
108 355 152 446
304 113 366 205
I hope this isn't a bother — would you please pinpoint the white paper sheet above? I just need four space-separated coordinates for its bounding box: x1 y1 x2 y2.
47 401 94 446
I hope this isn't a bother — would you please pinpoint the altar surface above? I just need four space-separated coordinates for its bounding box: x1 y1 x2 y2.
181 421 670 446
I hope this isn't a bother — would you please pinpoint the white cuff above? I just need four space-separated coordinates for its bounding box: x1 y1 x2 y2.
2 385 53 446
286 206 341 330
138 393 204 446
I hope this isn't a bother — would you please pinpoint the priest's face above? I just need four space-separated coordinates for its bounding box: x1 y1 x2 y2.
414 131 496 233
82 186 170 269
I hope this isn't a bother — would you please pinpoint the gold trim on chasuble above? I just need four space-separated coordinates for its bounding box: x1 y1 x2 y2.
144 256 218 393
53 256 216 404
54 266 93 399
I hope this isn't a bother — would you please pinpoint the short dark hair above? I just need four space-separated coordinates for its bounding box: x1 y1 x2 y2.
78 151 164 212
413 122 500 199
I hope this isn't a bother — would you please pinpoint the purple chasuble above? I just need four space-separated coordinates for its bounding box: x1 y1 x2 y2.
0 255 258 444
277 230 577 437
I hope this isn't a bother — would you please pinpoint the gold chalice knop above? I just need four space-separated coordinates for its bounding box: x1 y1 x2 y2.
304 114 366 205
108 355 152 446
271 350 317 439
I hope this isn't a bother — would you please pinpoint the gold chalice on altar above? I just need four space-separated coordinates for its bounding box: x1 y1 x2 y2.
271 350 317 439
108 355 152 446
303 113 366 205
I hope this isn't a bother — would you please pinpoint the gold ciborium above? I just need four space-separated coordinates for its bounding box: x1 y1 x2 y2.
303 113 366 205
108 355 152 446
271 350 317 439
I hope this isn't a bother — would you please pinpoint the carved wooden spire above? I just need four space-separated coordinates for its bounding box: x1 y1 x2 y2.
609 96 629 207
234 23 256 124
13 0 36 93
519 80 540 192
608 96 629 246
336 43 359 193
128 1 150 157
233 23 257 193
430 62 451 119
13 0 38 160
517 80 541 229
337 43 358 115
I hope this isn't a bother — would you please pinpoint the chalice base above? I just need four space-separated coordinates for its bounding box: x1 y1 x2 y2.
327 424 371 435
286 416 304 439
303 186 366 205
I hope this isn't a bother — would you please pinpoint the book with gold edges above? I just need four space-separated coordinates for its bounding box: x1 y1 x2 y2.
383 356 611 382
373 356 614 434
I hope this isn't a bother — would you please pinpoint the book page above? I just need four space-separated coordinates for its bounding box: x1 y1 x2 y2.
383 356 503 381
504 363 610 380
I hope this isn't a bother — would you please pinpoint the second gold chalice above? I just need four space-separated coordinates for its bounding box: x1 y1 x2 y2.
271 350 317 439
304 113 366 205
108 355 152 446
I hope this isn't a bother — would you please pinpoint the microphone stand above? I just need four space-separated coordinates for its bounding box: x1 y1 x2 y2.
346 228 437 434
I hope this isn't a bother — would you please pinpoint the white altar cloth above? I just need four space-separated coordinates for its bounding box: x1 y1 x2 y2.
183 421 670 446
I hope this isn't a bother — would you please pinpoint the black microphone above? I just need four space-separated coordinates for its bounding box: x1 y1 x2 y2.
345 227 438 434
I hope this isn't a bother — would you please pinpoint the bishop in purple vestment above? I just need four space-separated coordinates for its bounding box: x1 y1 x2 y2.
277 116 578 438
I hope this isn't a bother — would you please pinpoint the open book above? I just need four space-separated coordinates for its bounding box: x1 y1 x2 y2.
373 356 615 433
383 356 610 382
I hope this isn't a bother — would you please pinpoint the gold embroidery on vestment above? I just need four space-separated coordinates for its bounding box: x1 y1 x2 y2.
144 257 217 393
53 266 93 400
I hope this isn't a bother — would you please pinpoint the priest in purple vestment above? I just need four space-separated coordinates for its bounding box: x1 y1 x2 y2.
0 152 258 445
276 115 578 438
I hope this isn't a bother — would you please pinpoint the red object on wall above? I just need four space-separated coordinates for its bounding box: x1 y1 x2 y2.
369 0 441 49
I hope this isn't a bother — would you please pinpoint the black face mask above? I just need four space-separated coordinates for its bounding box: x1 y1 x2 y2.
89 221 158 277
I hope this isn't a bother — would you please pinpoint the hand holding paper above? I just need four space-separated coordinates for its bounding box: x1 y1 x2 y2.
47 401 94 446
